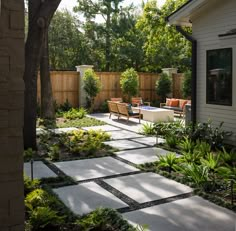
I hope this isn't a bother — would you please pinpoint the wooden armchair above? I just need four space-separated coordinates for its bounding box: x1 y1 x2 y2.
117 103 141 123
131 97 150 107
107 101 119 119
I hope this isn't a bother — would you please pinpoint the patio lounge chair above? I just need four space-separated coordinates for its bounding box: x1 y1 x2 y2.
108 101 120 118
131 97 150 107
116 103 141 123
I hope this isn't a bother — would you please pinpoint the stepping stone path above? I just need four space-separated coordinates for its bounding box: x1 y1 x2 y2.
53 182 128 215
24 161 57 179
104 172 192 203
123 196 236 231
54 157 139 181
82 124 121 132
104 140 146 150
47 115 236 230
116 147 175 164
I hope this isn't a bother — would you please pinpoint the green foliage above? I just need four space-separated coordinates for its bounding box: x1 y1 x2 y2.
99 100 109 113
83 69 101 108
136 0 191 72
57 117 106 128
63 107 87 120
165 135 179 149
77 208 136 231
179 137 195 153
49 10 86 70
24 148 35 161
195 140 211 158
120 68 139 101
155 73 172 102
141 123 155 135
55 99 72 117
48 144 60 161
190 121 232 149
182 70 191 98
29 206 64 230
218 147 236 167
158 152 179 173
200 153 221 172
24 175 40 196
176 163 210 189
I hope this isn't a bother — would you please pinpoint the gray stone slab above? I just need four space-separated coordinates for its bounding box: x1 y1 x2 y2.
123 196 236 231
108 130 144 140
24 161 57 179
104 140 146 150
131 137 157 146
49 127 79 134
53 182 128 215
116 147 160 164
36 128 47 135
82 125 121 132
104 172 192 203
54 157 139 181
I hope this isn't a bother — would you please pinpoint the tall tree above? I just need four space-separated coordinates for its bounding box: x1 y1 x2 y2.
24 0 61 149
136 0 191 72
74 0 125 71
40 31 55 119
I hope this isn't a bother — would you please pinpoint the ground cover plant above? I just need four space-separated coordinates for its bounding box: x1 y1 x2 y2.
139 120 236 211
37 129 113 161
24 176 136 231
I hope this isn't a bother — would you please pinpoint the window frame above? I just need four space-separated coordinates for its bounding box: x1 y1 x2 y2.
206 48 233 106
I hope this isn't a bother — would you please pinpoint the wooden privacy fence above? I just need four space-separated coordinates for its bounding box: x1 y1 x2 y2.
37 71 184 108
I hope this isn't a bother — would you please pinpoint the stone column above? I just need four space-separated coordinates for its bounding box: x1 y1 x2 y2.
75 65 94 107
0 0 25 230
161 68 178 77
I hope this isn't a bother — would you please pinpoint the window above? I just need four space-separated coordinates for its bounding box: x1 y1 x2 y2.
206 48 232 106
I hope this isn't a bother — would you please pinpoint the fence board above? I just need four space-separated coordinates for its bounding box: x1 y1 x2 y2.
37 71 184 109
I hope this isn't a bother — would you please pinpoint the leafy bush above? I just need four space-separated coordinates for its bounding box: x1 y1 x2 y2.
83 69 101 109
29 206 64 230
179 137 195 153
120 68 139 102
155 73 172 102
100 100 109 112
63 107 87 120
182 70 191 98
166 135 179 149
24 148 35 161
141 123 155 135
157 152 179 173
24 175 40 196
48 144 60 161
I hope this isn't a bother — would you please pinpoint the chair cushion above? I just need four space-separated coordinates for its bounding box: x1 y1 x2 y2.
126 104 133 114
166 98 171 106
128 112 140 116
179 99 188 109
163 106 183 112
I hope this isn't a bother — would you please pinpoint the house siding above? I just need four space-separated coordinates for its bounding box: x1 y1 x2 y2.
192 0 236 144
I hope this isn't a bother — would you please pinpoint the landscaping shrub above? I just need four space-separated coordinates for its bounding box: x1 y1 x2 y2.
182 70 191 99
24 175 40 196
63 107 87 120
157 152 179 173
140 123 155 136
155 73 171 102
83 69 101 110
120 68 139 102
24 148 36 161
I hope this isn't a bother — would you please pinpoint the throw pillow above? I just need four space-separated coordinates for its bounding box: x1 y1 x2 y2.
179 100 188 109
169 99 179 107
166 98 171 106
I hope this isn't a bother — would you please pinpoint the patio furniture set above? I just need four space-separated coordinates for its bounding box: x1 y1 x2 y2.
107 97 190 123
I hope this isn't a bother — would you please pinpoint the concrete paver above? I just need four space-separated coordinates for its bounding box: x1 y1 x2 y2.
53 182 128 215
49 127 79 134
104 172 192 203
116 147 176 164
131 137 157 146
54 157 139 181
24 161 57 179
108 130 144 140
82 124 121 132
123 196 236 231
103 140 146 150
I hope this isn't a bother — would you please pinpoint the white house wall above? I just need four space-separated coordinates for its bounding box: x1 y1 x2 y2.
191 0 236 144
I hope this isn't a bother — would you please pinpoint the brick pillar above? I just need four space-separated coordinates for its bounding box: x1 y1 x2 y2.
75 65 94 107
0 0 25 230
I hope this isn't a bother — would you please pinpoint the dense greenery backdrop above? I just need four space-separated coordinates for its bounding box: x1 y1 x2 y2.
48 0 191 72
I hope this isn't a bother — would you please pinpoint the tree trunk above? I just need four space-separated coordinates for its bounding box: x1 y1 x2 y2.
40 31 55 119
24 0 61 149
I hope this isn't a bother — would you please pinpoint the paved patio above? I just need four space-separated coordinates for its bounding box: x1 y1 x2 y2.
33 114 235 230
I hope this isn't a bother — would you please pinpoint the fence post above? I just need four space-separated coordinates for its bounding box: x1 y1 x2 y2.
75 65 94 107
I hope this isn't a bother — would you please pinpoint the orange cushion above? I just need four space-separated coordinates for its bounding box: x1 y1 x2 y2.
169 99 179 107
179 100 188 109
166 98 171 106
